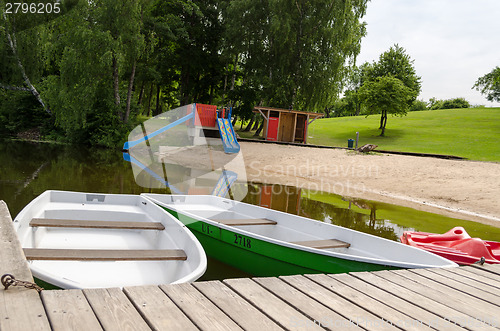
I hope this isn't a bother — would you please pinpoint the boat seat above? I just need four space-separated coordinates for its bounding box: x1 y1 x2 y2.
291 239 351 249
29 218 165 230
23 248 187 261
211 218 277 226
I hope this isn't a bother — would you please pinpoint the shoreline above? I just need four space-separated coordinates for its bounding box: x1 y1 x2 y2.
240 141 500 227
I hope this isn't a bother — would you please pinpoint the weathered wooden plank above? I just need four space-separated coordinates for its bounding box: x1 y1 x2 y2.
471 263 500 276
160 282 242 331
30 218 165 230
41 289 103 331
83 287 151 331
194 280 284 331
462 265 500 280
278 275 398 331
0 289 52 331
307 274 430 331
452 266 500 288
425 268 500 295
124 285 197 330
410 269 500 306
0 200 51 331
378 270 499 324
326 273 464 331
0 203 33 280
224 277 324 331
211 218 277 226
255 277 362 330
23 248 187 261
352 271 498 331
290 239 350 249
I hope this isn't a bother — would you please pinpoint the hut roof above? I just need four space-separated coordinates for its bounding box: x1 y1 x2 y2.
253 106 324 118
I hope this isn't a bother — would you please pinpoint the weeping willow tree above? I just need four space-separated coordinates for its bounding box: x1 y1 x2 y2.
224 0 369 112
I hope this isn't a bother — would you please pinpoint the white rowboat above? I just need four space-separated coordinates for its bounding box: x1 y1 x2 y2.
14 190 207 289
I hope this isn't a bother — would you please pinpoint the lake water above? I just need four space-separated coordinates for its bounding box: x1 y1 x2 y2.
2 139 499 280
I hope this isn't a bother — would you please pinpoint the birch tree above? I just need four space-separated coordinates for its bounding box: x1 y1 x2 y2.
1 11 51 114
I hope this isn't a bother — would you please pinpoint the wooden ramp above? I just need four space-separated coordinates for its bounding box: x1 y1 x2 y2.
2 201 500 330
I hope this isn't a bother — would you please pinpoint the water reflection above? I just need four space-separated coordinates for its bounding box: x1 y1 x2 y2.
123 104 247 201
2 139 500 280
0 140 151 217
242 184 399 241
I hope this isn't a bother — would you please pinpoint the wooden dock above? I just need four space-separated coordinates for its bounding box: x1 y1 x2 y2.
1 200 500 330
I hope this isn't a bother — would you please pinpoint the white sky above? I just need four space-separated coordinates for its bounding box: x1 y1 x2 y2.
356 0 500 107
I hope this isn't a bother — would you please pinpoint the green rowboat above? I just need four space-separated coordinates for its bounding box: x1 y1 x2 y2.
143 194 457 276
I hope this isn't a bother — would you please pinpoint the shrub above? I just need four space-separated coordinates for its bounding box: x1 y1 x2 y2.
428 97 470 110
442 98 470 109
410 99 427 111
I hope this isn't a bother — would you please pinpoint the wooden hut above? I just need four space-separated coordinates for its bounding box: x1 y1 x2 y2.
254 106 324 144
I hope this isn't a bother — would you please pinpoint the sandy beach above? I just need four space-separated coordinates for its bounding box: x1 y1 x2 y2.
240 141 500 227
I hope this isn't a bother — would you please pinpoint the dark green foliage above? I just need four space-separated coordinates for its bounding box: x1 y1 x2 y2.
365 44 421 102
428 97 470 110
358 45 421 135
1 0 369 146
330 98 356 117
226 0 368 113
442 98 470 109
473 67 500 103
359 76 416 136
410 99 428 111
0 90 51 136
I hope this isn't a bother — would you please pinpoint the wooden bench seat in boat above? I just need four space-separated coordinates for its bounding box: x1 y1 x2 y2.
29 218 165 230
23 248 187 261
291 239 350 249
211 218 277 226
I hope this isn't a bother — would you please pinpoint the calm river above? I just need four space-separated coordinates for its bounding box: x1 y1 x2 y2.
1 140 499 280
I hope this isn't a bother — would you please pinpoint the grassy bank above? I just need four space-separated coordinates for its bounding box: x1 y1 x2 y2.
296 108 499 162
303 191 500 241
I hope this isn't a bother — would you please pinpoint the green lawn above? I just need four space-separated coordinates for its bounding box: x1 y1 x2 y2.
304 108 500 162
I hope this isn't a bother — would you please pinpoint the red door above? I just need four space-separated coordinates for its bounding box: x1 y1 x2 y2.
267 117 279 141
260 185 273 208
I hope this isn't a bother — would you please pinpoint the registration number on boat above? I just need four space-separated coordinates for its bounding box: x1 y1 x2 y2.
234 234 251 248
200 223 221 239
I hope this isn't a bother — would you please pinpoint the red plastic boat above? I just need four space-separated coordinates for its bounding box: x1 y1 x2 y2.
400 227 500 265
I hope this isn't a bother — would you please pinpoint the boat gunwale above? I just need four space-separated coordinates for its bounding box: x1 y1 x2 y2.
14 190 208 288
142 194 458 269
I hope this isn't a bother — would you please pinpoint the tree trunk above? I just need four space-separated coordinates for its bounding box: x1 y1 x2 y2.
4 22 51 115
145 83 153 116
209 83 214 105
222 62 232 104
0 83 30 91
232 116 237 126
138 81 145 105
123 60 137 123
180 65 190 105
251 118 260 130
243 116 255 131
379 110 387 136
254 120 264 136
112 54 122 120
324 107 330 118
230 54 238 91
355 102 361 116
155 85 162 116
